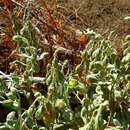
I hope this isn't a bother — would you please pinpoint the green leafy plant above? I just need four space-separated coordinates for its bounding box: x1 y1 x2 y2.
1 2 130 129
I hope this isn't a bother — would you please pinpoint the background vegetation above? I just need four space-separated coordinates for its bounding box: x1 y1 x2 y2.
0 0 130 130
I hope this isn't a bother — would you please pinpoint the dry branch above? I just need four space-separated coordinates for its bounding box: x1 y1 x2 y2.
0 71 45 83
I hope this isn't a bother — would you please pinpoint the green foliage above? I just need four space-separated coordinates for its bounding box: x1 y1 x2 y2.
1 21 130 130
13 35 29 46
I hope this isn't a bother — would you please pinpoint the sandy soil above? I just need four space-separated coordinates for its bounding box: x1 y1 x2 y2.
59 0 130 38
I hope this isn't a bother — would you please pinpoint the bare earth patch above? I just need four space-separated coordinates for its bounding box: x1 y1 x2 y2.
59 0 130 38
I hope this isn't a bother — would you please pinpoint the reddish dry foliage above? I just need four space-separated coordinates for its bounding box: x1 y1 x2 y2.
0 0 88 74
0 0 17 72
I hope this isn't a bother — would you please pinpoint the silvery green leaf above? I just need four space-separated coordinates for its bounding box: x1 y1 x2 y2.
93 96 104 106
124 16 130 21
114 90 121 99
107 64 115 69
62 109 73 122
113 119 121 126
86 73 99 82
77 82 86 93
0 125 10 130
125 35 130 41
125 75 130 80
37 52 48 60
92 48 100 59
39 127 46 130
6 112 16 123
90 61 103 70
123 47 130 55
53 124 67 130
96 86 103 94
12 35 29 46
108 31 117 41
122 53 130 63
